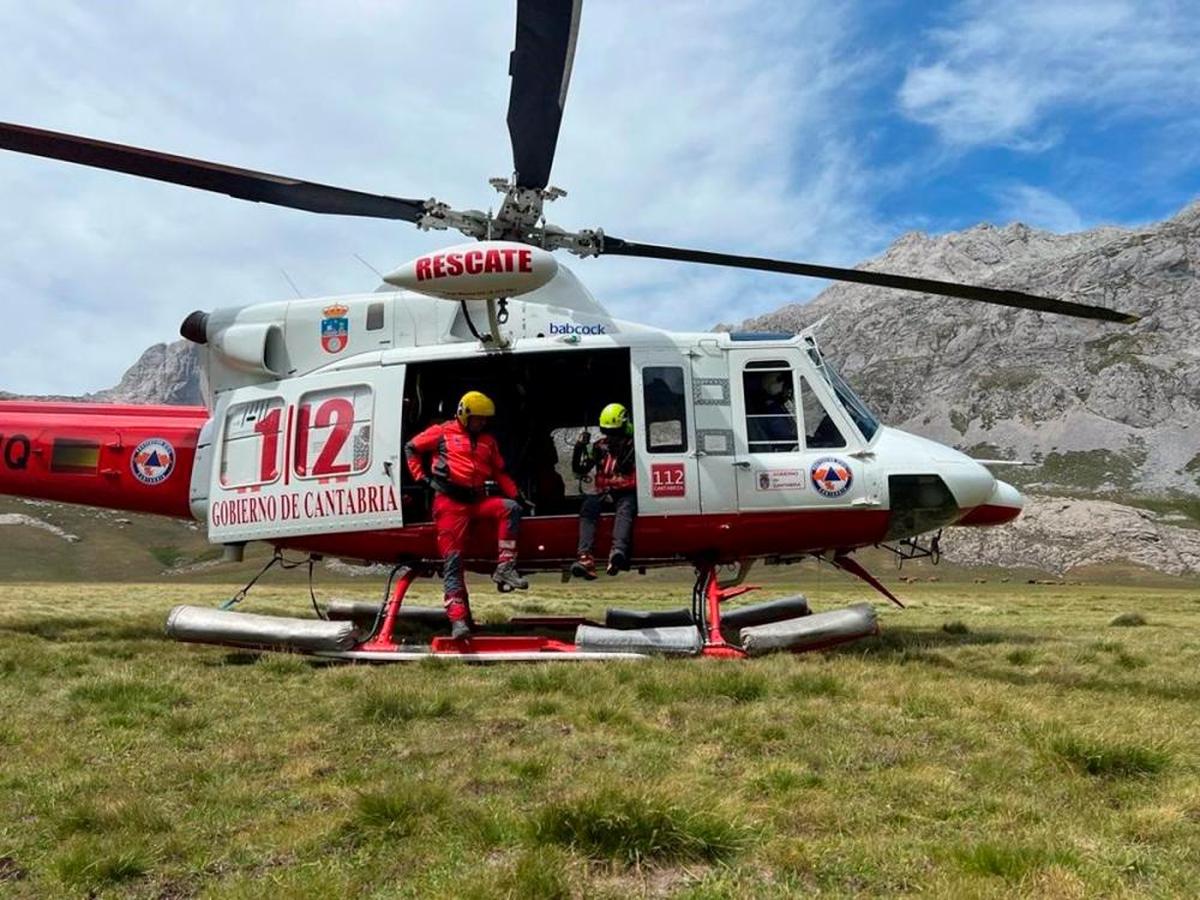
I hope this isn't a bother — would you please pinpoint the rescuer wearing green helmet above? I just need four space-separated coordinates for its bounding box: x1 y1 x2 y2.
570 402 637 579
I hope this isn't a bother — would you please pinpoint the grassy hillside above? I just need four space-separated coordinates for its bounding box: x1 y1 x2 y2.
1 578 1198 896
0 498 216 582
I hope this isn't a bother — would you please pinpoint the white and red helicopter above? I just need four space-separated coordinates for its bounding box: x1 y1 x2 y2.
0 1 1136 661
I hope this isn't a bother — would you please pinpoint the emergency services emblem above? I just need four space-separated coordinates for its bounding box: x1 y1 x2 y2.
810 457 852 498
320 303 350 354
131 438 176 486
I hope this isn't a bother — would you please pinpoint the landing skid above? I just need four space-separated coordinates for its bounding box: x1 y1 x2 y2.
316 647 647 663
165 558 889 662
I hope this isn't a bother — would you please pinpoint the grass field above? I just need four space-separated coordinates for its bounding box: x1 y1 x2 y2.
1 572 1198 897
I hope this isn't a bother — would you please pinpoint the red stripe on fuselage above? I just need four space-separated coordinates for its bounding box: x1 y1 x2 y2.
956 503 1022 526
276 507 893 572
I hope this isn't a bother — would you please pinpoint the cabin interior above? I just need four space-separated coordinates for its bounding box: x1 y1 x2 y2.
400 348 640 521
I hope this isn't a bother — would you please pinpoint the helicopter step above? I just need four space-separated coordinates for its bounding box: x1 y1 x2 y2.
325 599 450 629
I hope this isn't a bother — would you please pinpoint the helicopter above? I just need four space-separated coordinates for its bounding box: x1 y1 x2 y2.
0 0 1137 661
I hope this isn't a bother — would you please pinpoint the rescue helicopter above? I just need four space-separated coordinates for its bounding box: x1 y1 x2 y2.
0 0 1137 661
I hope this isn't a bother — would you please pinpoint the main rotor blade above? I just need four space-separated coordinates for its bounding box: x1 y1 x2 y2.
0 122 427 221
600 236 1140 324
507 0 582 189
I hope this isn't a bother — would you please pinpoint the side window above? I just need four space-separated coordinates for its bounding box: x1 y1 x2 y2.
742 361 799 453
800 377 846 449
294 385 374 479
642 366 688 453
366 301 385 331
220 397 285 487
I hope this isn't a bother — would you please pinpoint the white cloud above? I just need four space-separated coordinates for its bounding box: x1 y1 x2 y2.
898 0 1200 147
0 0 890 395
996 184 1084 233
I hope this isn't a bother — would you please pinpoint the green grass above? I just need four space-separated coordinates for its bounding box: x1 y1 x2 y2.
0 575 1198 895
532 790 749 864
954 842 1078 880
1110 611 1148 627
53 841 153 891
148 545 183 568
1048 733 1171 778
356 688 458 723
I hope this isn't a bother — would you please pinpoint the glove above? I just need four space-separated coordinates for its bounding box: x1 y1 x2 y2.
515 492 536 515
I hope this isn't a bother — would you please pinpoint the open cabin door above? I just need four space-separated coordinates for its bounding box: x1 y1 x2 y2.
207 366 406 544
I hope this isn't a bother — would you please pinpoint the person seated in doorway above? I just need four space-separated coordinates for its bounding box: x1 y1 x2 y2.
570 403 637 579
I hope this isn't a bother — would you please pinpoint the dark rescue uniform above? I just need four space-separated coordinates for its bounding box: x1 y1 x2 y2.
572 433 637 560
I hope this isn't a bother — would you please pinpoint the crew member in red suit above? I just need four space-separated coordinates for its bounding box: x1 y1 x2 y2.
405 390 528 640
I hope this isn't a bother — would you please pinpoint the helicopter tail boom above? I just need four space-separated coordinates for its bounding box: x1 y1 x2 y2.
0 401 205 519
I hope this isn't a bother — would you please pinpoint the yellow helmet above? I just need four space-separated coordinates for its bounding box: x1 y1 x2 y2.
457 390 496 424
598 402 629 430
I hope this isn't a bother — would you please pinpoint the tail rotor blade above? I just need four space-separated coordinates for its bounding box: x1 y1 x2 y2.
599 236 1139 324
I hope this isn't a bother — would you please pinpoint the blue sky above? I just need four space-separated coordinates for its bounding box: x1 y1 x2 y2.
1 0 1197 395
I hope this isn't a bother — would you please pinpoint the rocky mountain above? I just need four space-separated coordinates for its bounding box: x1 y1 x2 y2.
92 340 205 406
743 199 1200 499
947 495 1200 576
0 340 204 406
738 199 1200 574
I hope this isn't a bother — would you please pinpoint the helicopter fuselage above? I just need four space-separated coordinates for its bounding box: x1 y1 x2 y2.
0 262 1022 574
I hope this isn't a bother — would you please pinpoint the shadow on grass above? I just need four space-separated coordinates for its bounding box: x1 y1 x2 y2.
197 651 262 667
963 663 1200 704
835 627 1200 704
0 616 162 643
830 625 1040 657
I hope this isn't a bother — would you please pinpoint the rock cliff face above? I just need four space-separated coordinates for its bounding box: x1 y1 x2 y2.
1 340 205 406
742 200 1200 498
946 495 1200 576
89 341 205 406
739 200 1200 574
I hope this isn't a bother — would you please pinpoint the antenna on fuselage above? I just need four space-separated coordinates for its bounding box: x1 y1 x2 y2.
280 269 303 299
353 253 384 279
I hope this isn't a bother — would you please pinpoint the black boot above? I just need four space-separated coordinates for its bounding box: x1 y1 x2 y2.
450 618 471 641
571 553 598 580
492 560 529 592
606 550 628 577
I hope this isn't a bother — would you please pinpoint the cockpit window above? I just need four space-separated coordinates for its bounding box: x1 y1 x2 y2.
805 344 880 442
799 377 845 448
825 364 879 441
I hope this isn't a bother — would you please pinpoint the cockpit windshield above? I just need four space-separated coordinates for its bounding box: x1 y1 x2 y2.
804 343 880 442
